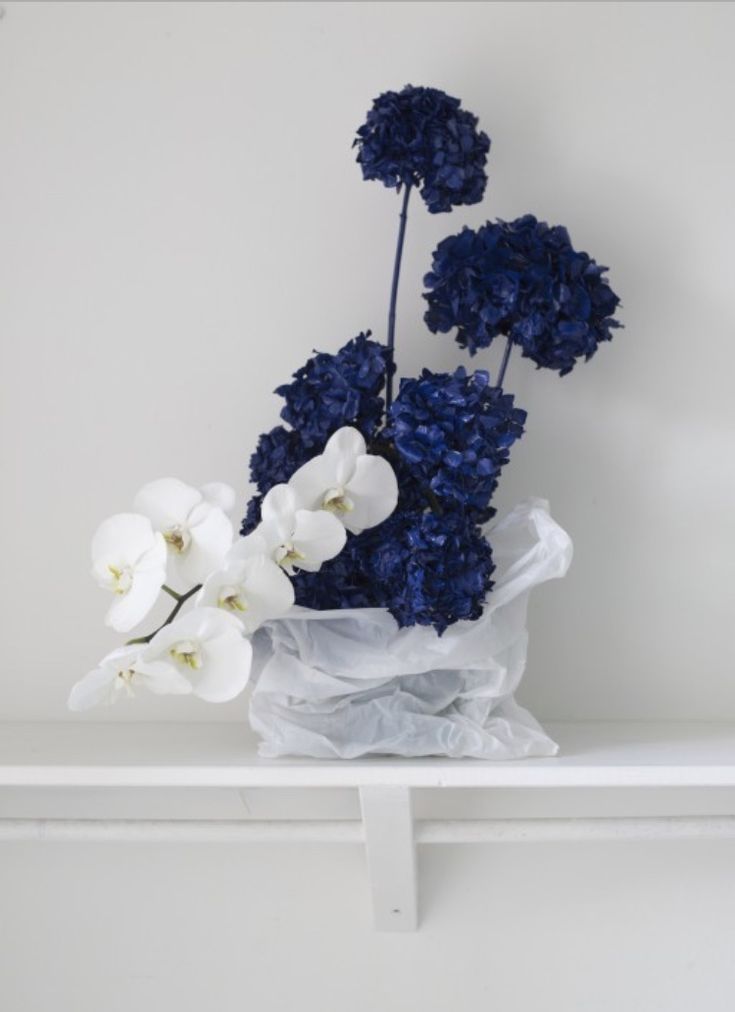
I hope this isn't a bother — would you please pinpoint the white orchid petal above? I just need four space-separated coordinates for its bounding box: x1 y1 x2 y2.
200 482 236 515
67 646 190 711
91 514 159 573
91 517 166 631
135 533 168 574
238 555 295 632
324 427 365 487
105 566 165 632
258 483 301 552
290 509 346 572
196 565 235 609
343 454 399 534
261 484 298 534
191 630 253 702
144 607 252 702
285 427 397 535
67 647 194 712
172 505 233 587
134 660 193 696
228 532 269 561
68 666 119 711
198 555 294 633
134 478 202 531
143 606 229 656
287 455 336 512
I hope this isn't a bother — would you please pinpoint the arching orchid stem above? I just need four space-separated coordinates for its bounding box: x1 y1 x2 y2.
496 336 513 389
385 184 412 414
126 584 202 646
162 584 182 601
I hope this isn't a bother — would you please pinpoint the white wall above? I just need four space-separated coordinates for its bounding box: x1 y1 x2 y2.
3 838 735 1012
2 4 735 1010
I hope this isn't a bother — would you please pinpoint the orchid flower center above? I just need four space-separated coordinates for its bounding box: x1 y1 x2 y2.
107 564 133 596
169 639 203 670
116 668 136 696
322 487 354 515
163 524 191 554
275 542 306 572
218 584 249 613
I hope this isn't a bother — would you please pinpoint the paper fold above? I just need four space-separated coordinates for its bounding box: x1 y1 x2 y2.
250 499 572 759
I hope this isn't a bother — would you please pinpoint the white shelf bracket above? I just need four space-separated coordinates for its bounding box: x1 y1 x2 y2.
359 786 417 932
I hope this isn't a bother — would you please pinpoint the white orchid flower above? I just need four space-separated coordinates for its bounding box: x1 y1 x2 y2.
144 606 253 702
198 534 295 631
288 427 398 535
91 513 167 632
253 484 346 576
68 645 192 711
134 478 234 589
197 537 295 633
200 482 236 514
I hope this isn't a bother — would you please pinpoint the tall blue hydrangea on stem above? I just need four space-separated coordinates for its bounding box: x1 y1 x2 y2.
423 215 621 376
355 85 491 410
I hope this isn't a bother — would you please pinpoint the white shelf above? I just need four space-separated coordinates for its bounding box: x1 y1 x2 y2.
3 720 735 931
2 720 735 788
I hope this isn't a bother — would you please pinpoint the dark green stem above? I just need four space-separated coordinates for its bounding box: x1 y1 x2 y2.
126 584 202 646
496 336 513 389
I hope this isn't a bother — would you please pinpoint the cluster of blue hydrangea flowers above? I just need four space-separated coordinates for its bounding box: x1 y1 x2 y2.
250 426 315 493
354 85 490 214
275 331 391 448
385 367 526 522
294 510 495 634
379 511 495 633
292 522 392 612
423 215 621 374
243 360 505 631
241 333 391 536
240 426 318 535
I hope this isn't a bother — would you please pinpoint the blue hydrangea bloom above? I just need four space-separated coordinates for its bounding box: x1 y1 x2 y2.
385 367 526 520
373 510 495 633
293 522 392 612
239 427 317 536
369 438 436 514
294 509 495 635
354 85 490 214
276 332 391 448
423 215 621 373
249 426 315 494
240 493 263 537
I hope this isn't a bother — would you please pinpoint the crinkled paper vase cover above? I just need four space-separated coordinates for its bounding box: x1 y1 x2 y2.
249 499 572 759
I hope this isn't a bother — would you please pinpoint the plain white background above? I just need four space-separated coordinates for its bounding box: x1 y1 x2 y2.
2 3 735 1010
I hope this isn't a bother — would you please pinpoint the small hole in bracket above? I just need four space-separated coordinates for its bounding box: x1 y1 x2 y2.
392 908 401 914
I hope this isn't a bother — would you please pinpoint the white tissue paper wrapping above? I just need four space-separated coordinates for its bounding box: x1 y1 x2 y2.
249 498 573 759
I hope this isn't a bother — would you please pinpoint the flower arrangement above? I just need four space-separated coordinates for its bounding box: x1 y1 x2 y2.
69 84 620 738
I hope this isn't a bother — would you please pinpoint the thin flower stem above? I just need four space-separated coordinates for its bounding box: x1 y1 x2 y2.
162 585 182 601
496 336 513 389
385 184 412 414
125 584 202 646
